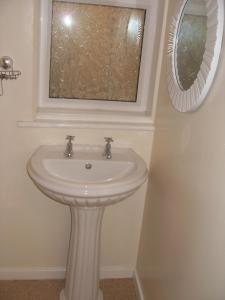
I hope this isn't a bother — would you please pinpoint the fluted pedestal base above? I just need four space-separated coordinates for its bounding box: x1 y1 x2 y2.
60 289 103 300
61 206 105 300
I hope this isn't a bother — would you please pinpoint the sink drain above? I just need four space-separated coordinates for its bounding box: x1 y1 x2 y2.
85 163 92 170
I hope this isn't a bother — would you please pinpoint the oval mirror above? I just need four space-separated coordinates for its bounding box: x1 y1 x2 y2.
167 0 224 112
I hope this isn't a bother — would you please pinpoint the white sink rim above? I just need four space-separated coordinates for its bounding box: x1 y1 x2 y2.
43 158 135 184
27 145 148 204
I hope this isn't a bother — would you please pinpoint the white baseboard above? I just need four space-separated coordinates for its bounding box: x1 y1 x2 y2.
100 266 134 279
133 270 145 300
0 267 65 280
0 266 134 281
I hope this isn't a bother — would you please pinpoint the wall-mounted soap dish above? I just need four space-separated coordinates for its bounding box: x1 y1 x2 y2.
0 56 21 96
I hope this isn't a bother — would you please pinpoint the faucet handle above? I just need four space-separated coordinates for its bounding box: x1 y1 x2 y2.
104 137 114 143
66 135 75 142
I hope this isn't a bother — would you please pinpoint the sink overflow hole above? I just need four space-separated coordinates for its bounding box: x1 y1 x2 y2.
85 163 92 170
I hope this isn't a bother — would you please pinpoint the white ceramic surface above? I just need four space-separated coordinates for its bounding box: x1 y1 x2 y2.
27 144 148 300
27 144 148 207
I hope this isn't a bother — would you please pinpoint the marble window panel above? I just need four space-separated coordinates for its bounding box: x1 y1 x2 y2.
49 1 146 102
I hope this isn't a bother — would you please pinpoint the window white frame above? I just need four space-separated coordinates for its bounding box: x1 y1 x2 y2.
36 0 159 127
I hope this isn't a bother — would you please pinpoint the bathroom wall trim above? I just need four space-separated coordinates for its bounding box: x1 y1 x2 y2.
133 270 145 300
0 266 134 281
17 112 155 131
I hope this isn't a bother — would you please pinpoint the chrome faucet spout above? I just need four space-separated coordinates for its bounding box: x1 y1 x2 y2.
103 137 114 159
64 135 75 158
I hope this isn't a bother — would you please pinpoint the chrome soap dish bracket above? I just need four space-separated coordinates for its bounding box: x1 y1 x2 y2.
0 56 21 96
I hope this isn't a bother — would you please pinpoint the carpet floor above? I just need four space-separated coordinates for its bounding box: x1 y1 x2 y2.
0 278 137 300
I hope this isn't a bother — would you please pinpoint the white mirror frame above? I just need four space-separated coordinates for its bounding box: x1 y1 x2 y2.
167 0 224 112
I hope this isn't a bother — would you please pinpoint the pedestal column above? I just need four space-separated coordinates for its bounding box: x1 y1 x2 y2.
60 206 105 300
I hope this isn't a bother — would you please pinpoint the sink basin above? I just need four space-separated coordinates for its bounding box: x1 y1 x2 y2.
27 145 148 207
27 144 148 300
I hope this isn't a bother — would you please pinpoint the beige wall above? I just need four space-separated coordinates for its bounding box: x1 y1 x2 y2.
137 0 225 299
0 0 154 274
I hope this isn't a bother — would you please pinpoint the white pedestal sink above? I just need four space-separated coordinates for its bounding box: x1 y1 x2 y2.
27 144 148 300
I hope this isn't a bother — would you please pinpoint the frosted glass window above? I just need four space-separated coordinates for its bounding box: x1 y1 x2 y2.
49 1 146 102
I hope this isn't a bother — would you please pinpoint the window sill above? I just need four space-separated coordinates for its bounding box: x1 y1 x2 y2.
17 109 155 131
